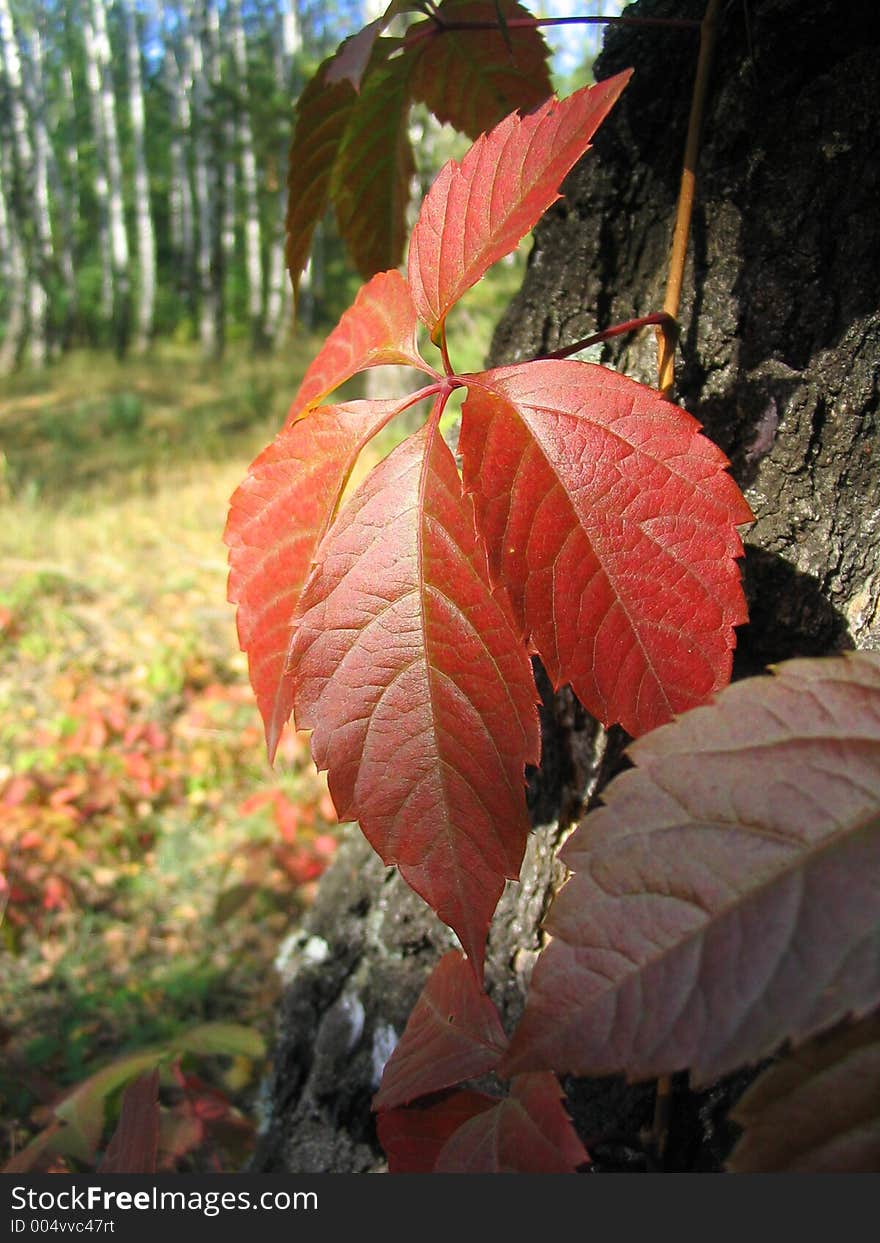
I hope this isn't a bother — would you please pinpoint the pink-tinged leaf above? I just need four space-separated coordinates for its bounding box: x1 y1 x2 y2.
325 4 421 89
331 49 416 280
407 72 631 339
460 361 752 736
324 18 387 89
434 1073 588 1172
407 0 552 139
374 950 508 1109
378 1091 497 1173
225 397 413 761
290 417 540 970
728 1014 880 1172
286 68 357 301
99 1069 160 1174
501 651 880 1085
289 270 431 421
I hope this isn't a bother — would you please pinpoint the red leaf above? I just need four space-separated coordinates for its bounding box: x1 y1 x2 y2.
407 0 553 139
434 1073 588 1172
290 417 540 969
374 950 508 1109
99 1070 160 1174
501 651 880 1085
286 68 357 301
407 72 631 339
377 1090 497 1173
459 361 752 735
225 396 413 760
289 270 430 420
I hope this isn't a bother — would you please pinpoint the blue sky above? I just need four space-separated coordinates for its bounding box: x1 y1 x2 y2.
522 0 627 78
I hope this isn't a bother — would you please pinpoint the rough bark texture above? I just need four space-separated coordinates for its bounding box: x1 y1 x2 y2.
251 0 880 1173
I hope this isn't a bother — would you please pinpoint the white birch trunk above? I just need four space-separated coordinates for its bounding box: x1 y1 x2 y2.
229 0 264 345
0 135 27 373
82 11 114 323
164 31 195 310
124 0 156 353
0 0 50 365
188 0 223 357
91 0 131 355
263 0 299 343
50 57 80 343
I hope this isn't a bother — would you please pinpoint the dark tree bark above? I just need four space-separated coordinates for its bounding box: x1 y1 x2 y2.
251 0 880 1173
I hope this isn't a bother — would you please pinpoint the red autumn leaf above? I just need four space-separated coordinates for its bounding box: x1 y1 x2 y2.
289 418 540 970
459 360 753 736
99 1070 160 1174
407 0 552 139
225 395 415 760
407 71 631 340
377 1090 498 1173
289 270 431 420
374 950 508 1109
433 1072 588 1172
501 651 880 1085
286 67 357 301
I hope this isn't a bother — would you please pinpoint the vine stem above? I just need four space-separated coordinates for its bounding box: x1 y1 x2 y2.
541 312 676 361
656 0 723 397
415 16 702 35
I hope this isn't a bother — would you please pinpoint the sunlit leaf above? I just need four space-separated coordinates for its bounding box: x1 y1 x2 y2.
407 72 631 340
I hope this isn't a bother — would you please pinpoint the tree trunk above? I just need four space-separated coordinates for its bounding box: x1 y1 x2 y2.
0 0 50 366
90 0 131 357
252 0 880 1174
229 0 265 348
164 29 196 319
123 0 156 354
189 0 224 359
262 0 299 346
0 132 27 374
82 4 114 327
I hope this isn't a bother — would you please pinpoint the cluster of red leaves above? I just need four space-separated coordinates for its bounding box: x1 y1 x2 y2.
0 678 338 937
227 72 752 974
1 685 180 928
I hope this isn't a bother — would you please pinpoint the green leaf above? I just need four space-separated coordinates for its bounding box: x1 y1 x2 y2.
331 47 416 279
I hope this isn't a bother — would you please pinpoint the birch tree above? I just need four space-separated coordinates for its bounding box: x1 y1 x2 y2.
90 0 131 355
262 0 298 345
82 2 113 325
0 0 51 365
163 22 195 313
229 0 264 346
0 132 27 373
124 0 156 353
187 0 223 358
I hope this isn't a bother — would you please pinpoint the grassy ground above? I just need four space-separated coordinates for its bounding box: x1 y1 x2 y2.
0 338 346 1170
0 259 525 1171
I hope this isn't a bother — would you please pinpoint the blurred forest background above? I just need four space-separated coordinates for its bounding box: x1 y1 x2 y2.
0 0 619 1172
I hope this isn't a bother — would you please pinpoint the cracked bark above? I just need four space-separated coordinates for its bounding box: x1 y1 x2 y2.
251 0 879 1173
